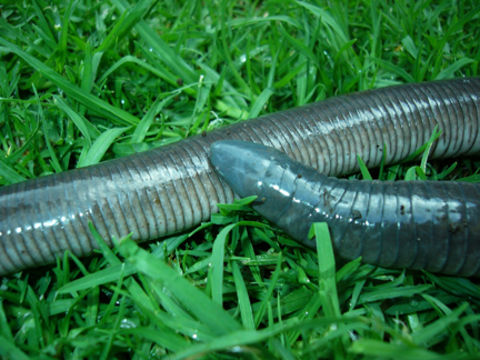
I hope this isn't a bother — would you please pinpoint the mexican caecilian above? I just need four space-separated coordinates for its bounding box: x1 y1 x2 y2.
1 78 479 275
210 140 480 277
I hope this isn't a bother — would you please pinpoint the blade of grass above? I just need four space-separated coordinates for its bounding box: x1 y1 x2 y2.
131 94 176 144
412 302 468 346
359 284 432 303
0 301 12 342
357 155 373 180
0 336 30 360
0 159 26 184
435 58 474 80
76 127 128 167
96 0 151 54
121 326 189 354
210 220 267 306
111 0 196 83
118 238 241 334
311 222 340 317
0 38 140 126
248 87 274 118
403 125 442 164
349 339 460 360
54 95 100 144
32 85 63 173
170 317 363 360
232 261 255 330
31 0 56 47
58 0 75 57
57 264 136 294
254 252 283 327
210 223 236 305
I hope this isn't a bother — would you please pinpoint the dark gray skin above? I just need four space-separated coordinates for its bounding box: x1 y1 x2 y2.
210 141 480 277
1 78 479 275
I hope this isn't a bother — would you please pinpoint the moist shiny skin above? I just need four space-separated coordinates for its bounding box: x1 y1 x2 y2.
210 141 480 277
1 78 479 275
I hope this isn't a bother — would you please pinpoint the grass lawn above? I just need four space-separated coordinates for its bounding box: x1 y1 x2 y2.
0 0 480 358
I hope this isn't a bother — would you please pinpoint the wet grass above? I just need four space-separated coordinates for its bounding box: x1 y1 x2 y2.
0 0 479 358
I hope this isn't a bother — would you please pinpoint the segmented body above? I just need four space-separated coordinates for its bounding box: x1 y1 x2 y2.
1 78 479 275
210 141 480 277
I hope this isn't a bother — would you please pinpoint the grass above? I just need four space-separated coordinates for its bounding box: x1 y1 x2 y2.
0 0 480 358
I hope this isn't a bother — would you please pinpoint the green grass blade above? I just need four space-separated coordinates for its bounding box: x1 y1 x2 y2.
209 223 235 305
0 159 26 184
311 222 340 317
0 38 140 126
76 127 128 167
435 58 474 80
121 327 189 353
0 301 12 342
31 0 56 47
232 261 255 330
359 284 432 303
54 96 99 144
357 155 373 180
57 264 135 294
297 1 348 46
248 87 274 118
403 125 442 164
0 336 30 360
254 252 283 327
59 0 75 57
118 239 241 334
111 0 196 83
96 0 151 54
131 94 176 144
349 339 453 360
412 302 468 346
